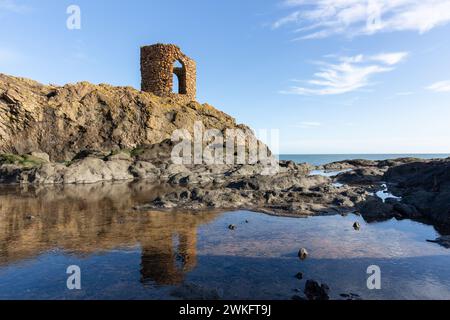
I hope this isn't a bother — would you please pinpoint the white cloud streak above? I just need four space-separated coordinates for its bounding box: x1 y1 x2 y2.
0 0 30 13
273 0 450 39
427 80 450 92
281 52 408 95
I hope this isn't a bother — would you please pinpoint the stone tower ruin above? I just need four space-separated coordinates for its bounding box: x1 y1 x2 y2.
140 44 196 100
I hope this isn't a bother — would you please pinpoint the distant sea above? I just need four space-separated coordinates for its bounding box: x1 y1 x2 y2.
279 154 450 166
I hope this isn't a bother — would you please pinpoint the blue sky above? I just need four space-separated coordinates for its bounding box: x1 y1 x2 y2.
1 0 450 154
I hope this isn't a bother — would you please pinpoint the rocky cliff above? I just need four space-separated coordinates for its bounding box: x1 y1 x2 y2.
0 73 246 161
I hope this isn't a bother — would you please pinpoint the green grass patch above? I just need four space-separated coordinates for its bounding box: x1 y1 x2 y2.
0 154 46 168
130 147 145 158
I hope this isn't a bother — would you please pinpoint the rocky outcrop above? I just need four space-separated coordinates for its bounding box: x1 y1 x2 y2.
346 158 450 230
319 158 428 171
427 235 450 249
2 139 449 221
1 73 449 224
0 142 373 216
384 159 450 227
335 167 385 185
0 73 247 161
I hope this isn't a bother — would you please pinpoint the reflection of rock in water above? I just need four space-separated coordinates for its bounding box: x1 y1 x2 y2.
0 181 218 285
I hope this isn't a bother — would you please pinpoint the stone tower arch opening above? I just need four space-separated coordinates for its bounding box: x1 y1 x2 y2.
140 44 196 100
172 59 187 94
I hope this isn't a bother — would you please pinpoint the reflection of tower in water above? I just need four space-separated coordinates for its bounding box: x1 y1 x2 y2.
140 228 197 285
0 183 220 285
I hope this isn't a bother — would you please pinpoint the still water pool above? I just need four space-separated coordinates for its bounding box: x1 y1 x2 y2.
0 182 449 300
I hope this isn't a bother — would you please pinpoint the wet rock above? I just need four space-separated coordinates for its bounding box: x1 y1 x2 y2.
340 293 362 300
353 222 361 230
291 295 307 301
0 164 25 184
129 161 160 181
426 235 450 249
295 272 304 280
304 280 330 300
228 224 236 230
63 158 133 184
298 248 308 260
393 203 421 218
30 163 67 184
384 159 450 226
358 197 395 222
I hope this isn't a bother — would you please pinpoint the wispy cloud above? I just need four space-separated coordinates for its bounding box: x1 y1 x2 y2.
0 0 30 13
427 80 450 92
273 0 450 39
281 52 408 95
370 52 409 65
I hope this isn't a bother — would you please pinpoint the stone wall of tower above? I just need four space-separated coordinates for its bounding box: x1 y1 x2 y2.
140 44 196 100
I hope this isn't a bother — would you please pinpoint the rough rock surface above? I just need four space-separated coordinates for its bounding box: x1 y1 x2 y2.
427 235 450 249
383 159 450 227
0 141 372 216
335 167 385 185
2 141 449 223
0 73 246 161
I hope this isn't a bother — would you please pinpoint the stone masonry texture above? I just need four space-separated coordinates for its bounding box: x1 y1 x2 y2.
141 44 196 100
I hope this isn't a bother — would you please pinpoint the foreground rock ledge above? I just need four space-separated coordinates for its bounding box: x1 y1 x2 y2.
0 142 367 216
1 145 449 232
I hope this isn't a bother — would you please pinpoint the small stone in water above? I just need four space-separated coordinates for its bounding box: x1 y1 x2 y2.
295 272 303 280
353 222 361 230
228 224 236 230
298 248 308 260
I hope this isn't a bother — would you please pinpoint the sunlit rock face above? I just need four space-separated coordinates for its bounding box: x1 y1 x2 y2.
0 73 245 162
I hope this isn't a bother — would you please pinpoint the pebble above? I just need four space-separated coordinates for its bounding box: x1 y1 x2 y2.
298 248 308 260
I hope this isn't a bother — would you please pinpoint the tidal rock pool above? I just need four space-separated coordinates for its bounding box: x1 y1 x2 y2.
0 181 449 300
